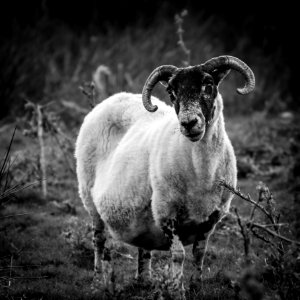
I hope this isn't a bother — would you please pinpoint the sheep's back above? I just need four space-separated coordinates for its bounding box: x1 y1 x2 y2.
75 92 172 233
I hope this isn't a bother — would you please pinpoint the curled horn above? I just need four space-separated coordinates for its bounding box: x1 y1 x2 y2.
142 65 178 112
201 55 255 95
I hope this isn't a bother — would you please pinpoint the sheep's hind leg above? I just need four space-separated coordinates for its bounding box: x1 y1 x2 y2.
192 210 221 282
136 248 152 281
92 216 114 294
162 220 186 300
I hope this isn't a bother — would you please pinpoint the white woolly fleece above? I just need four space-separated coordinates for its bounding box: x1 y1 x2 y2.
75 92 237 249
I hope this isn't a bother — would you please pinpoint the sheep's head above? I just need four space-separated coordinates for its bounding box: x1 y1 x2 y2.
142 56 255 142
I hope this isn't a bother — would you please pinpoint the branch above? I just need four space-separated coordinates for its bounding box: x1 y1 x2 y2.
0 276 48 280
0 213 29 219
254 223 288 228
79 81 96 109
220 180 275 224
61 100 88 115
251 227 273 245
250 226 285 258
111 250 134 260
1 181 39 204
251 223 300 245
0 265 41 270
49 132 75 175
37 104 47 199
249 193 261 221
175 10 191 66
234 208 250 260
9 255 13 287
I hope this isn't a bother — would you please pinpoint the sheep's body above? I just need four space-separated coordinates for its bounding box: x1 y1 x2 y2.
76 91 236 250
75 56 254 298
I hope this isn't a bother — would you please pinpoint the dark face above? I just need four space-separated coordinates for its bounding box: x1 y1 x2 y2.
167 67 218 142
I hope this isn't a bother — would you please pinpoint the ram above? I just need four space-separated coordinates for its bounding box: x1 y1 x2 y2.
75 55 255 298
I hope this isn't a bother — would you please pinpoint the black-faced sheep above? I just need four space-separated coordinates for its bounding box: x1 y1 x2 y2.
75 55 255 298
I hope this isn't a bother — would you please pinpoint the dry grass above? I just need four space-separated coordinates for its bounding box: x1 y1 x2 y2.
0 11 299 300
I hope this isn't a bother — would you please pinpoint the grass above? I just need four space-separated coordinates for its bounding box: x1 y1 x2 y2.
0 113 299 299
0 197 238 299
0 10 299 300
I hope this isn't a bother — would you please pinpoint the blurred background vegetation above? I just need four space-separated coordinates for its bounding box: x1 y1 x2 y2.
1 1 300 299
0 0 299 122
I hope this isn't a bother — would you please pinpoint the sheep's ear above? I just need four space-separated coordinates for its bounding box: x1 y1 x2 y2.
211 67 231 86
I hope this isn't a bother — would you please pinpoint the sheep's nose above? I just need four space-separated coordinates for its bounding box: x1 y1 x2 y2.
181 118 198 130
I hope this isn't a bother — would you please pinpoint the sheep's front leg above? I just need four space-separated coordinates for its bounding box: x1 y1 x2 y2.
192 228 215 281
171 234 185 291
136 248 152 280
192 210 221 281
162 220 186 300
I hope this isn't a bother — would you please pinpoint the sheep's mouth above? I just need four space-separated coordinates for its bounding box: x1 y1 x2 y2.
186 131 203 142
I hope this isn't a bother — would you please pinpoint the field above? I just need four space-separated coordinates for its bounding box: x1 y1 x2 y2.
0 8 299 300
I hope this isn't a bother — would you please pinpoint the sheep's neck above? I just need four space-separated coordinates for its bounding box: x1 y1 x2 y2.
190 114 226 185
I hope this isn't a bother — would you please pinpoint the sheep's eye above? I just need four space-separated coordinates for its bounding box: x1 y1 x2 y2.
202 84 213 95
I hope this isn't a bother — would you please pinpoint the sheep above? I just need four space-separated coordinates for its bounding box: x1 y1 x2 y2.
75 55 255 298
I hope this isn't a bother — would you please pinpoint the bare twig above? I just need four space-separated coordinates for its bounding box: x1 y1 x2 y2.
250 227 283 257
251 227 274 245
37 105 47 199
0 265 41 270
251 223 300 245
0 127 16 177
22 98 75 195
8 238 34 259
0 281 12 290
222 180 300 247
49 132 75 175
257 182 278 226
175 10 191 66
0 127 17 201
257 182 284 253
1 181 39 205
0 276 48 280
234 208 251 263
249 189 262 221
112 250 134 260
61 100 89 115
0 213 29 219
8 256 13 287
79 81 96 108
220 180 275 225
255 223 288 228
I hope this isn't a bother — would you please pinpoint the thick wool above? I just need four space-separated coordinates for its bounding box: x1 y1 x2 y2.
75 91 237 250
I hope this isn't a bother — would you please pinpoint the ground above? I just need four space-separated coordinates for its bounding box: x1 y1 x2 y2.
0 111 299 300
